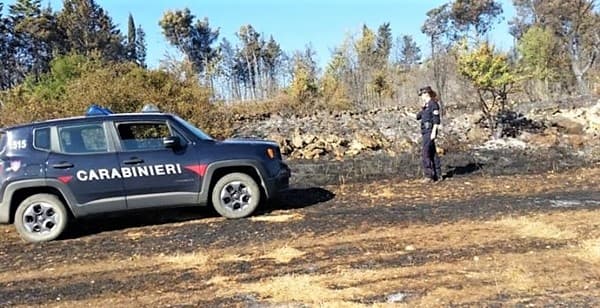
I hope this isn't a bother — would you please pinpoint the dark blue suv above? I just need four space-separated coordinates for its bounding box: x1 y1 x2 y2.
0 111 290 242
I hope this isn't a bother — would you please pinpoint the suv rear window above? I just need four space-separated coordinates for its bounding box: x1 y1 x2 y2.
34 128 51 151
59 124 108 154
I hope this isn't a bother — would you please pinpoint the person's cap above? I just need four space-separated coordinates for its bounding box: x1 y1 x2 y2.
418 86 433 96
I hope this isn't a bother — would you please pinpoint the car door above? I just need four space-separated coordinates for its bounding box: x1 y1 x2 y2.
112 120 202 210
46 121 126 214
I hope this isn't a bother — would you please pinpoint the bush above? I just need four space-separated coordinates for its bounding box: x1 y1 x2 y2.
0 55 230 137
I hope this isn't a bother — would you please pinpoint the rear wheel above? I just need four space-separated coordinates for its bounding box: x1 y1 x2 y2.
14 194 68 243
211 173 261 219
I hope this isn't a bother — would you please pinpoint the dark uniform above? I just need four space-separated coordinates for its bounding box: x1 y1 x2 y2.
417 99 442 181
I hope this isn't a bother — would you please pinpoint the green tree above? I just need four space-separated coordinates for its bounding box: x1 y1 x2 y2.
159 9 219 76
458 42 517 136
450 0 503 38
517 26 561 98
8 0 58 84
396 35 421 68
135 25 147 67
321 49 351 108
0 2 17 90
236 24 263 99
289 47 318 104
261 36 283 97
126 13 136 62
375 22 392 66
511 0 600 94
57 0 125 61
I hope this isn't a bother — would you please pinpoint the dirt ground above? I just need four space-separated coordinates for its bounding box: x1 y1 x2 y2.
1 164 600 307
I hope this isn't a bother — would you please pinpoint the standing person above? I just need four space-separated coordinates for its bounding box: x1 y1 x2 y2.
416 86 442 182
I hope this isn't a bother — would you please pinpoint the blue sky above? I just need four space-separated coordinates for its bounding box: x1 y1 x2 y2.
9 0 516 68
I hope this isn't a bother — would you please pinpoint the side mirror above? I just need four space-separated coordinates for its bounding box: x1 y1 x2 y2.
163 136 182 149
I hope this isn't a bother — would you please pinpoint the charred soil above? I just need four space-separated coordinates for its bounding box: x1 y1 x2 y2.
1 152 600 307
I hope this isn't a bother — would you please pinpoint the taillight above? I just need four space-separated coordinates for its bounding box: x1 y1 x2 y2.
266 148 275 159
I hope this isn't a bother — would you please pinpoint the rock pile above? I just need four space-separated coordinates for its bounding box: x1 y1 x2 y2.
231 98 600 160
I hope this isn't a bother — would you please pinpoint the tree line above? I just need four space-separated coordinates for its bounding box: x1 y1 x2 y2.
0 0 146 90
1 0 600 132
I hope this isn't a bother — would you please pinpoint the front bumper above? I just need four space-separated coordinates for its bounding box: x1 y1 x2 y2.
0 197 9 223
264 163 291 198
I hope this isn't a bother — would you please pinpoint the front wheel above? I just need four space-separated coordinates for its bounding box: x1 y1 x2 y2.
211 173 261 219
14 194 68 243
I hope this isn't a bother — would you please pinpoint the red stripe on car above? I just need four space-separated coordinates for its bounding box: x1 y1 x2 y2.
185 164 207 177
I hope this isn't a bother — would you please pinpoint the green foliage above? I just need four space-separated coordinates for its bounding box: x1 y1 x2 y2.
57 0 125 61
289 54 318 104
355 25 377 70
0 55 227 137
510 0 600 94
159 9 219 74
22 54 99 100
458 42 515 93
458 42 516 135
397 35 422 67
375 23 392 66
517 26 559 82
320 50 351 109
450 0 503 36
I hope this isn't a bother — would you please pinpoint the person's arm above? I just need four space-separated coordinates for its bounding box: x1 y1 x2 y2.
430 102 441 140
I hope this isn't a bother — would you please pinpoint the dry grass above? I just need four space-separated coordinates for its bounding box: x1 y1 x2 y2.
261 246 306 263
249 212 304 223
156 251 210 270
572 238 600 263
495 216 577 240
350 168 600 205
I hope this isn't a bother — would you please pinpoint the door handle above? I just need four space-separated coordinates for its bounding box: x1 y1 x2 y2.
123 158 144 165
52 162 74 169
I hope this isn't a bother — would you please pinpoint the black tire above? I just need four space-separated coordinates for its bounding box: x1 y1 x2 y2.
14 194 68 243
211 172 261 219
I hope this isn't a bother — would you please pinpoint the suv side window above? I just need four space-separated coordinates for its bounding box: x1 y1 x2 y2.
59 124 108 154
0 132 5 154
33 128 51 151
117 122 179 151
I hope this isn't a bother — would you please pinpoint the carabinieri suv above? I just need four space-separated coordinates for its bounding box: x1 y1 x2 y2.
0 108 291 242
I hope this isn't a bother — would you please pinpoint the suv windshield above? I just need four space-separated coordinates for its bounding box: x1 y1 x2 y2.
173 116 213 141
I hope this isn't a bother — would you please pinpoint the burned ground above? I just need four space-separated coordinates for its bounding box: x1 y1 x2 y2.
1 152 600 307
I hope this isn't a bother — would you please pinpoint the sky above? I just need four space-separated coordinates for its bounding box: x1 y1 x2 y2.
8 0 516 69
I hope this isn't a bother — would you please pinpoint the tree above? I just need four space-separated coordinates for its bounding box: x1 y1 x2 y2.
375 22 392 66
517 26 561 98
126 13 136 62
321 48 351 108
289 47 318 104
159 9 219 77
8 0 58 84
135 25 147 67
422 0 503 99
236 24 263 99
0 2 17 90
261 36 283 97
422 4 453 98
450 0 503 38
396 35 422 68
511 0 600 94
458 42 517 136
57 0 125 61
